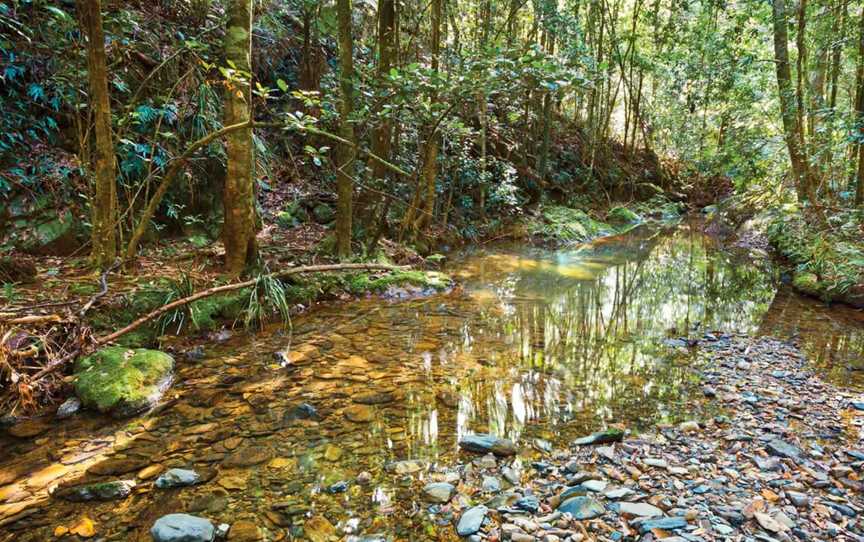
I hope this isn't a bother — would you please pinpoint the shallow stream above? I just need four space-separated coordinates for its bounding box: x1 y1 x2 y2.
1 221 863 540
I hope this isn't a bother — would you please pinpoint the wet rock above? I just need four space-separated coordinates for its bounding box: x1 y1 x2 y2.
326 481 349 493
557 496 605 519
74 347 174 418
304 515 335 542
766 439 802 461
384 459 425 475
572 428 624 446
87 457 149 476
154 468 200 489
222 447 273 468
678 420 700 433
56 397 82 419
459 434 517 456
6 418 49 438
344 404 374 423
150 514 215 542
457 505 488 536
352 391 396 405
787 491 810 508
282 402 320 423
227 520 263 541
324 444 342 461
422 482 455 503
482 476 501 493
55 480 135 502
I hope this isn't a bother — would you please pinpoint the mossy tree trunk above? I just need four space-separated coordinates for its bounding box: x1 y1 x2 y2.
415 0 442 232
78 0 117 269
335 0 357 259
854 5 864 206
223 0 258 276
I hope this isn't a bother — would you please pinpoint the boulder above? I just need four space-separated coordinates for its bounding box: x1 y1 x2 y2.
458 434 517 456
74 347 174 418
150 514 215 542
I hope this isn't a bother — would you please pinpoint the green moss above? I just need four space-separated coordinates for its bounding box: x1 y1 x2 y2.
344 270 452 294
607 206 642 227
74 346 174 417
531 206 614 244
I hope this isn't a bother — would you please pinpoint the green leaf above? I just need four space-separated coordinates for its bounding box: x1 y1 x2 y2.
276 79 289 92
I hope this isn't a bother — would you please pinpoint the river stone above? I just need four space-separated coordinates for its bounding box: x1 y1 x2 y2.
155 468 200 489
223 447 273 468
6 418 49 438
352 391 396 404
227 520 263 541
283 402 319 423
766 439 802 461
636 517 688 534
459 434 517 456
572 428 624 446
74 346 174 418
56 480 136 502
384 459 425 475
56 397 82 419
88 457 149 476
304 515 335 542
344 404 374 423
558 496 606 519
422 482 455 503
457 505 488 536
150 514 215 542
618 502 664 518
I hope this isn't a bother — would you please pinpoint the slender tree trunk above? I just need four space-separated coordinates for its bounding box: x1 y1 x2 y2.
415 0 442 232
78 0 117 269
855 5 864 205
370 0 396 183
335 0 356 258
222 0 258 276
772 0 818 204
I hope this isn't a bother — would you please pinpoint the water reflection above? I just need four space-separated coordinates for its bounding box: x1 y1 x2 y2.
3 222 864 540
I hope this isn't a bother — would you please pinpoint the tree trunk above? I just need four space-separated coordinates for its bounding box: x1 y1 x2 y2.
222 0 258 276
78 0 117 269
855 5 864 205
335 0 356 259
772 0 817 204
369 0 396 184
415 0 443 232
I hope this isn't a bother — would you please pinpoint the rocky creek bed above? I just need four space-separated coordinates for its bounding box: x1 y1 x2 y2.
1 225 863 541
1 333 863 541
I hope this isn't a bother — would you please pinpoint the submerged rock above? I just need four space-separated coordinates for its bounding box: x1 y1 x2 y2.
74 346 174 418
55 480 135 502
572 428 624 446
456 505 488 536
150 513 215 542
558 496 606 519
422 482 455 503
458 434 517 456
154 469 200 489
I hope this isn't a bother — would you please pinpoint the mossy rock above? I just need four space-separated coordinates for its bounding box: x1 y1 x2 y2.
532 206 614 244
17 210 86 256
792 272 821 297
607 206 642 227
74 347 174 418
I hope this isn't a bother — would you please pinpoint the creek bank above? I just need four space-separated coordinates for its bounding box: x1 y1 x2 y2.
402 334 864 541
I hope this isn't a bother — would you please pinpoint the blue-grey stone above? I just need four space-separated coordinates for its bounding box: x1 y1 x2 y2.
850 402 864 411
636 517 688 534
557 496 606 520
766 439 802 461
459 434 516 456
56 397 82 419
572 428 624 446
155 469 200 489
57 480 135 502
515 495 540 513
150 514 215 542
457 505 488 536
422 482 455 503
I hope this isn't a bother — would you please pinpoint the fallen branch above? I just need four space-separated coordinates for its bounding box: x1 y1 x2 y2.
29 263 409 383
0 314 64 325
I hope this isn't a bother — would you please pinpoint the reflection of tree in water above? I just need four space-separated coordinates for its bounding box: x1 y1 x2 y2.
758 288 864 388
446 224 777 439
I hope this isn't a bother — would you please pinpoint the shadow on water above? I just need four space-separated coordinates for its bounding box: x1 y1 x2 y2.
1 220 862 539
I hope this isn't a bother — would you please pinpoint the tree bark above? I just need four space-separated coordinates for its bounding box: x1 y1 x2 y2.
78 0 117 269
772 0 817 204
223 0 258 276
335 0 357 259
855 5 864 205
416 0 443 232
370 0 396 183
